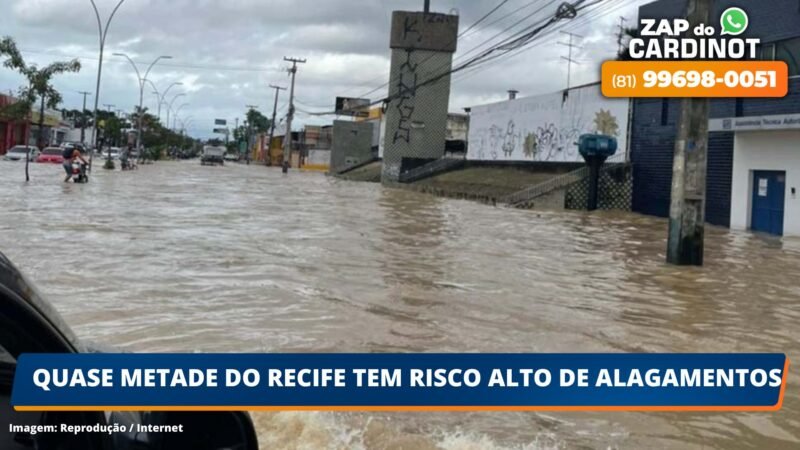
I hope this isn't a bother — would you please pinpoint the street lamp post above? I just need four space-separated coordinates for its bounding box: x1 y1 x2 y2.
89 0 128 169
165 93 186 132
113 53 172 162
172 103 190 131
148 80 183 122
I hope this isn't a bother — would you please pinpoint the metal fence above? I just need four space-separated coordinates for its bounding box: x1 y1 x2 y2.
500 153 628 207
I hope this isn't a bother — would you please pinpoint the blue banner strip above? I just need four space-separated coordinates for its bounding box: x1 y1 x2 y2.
11 353 789 411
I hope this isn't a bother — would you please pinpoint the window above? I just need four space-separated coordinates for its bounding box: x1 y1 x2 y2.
775 36 800 76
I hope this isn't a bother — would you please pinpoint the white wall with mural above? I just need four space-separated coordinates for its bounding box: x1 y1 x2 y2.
467 83 629 162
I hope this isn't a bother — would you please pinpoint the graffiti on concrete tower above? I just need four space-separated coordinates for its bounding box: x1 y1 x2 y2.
403 16 423 43
393 50 419 145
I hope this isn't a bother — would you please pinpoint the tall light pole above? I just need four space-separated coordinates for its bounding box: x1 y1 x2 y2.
180 116 194 154
149 80 183 122
89 0 128 168
113 53 172 160
181 116 194 132
172 103 190 131
165 93 186 132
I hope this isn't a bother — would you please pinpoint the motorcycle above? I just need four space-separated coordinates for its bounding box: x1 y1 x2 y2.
72 161 89 183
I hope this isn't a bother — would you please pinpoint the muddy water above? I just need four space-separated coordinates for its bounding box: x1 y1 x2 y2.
1 160 799 449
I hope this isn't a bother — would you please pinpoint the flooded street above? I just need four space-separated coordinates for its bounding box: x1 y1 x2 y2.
1 160 799 449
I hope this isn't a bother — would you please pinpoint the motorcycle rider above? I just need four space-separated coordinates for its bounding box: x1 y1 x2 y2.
62 146 89 182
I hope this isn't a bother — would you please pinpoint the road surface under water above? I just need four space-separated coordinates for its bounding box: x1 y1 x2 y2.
1 160 799 449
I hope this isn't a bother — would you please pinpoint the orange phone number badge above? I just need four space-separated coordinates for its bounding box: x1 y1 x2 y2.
602 61 789 98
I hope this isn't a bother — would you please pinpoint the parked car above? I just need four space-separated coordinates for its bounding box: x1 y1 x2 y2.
201 146 226 166
36 147 66 164
3 145 39 162
0 251 259 450
105 147 121 160
224 152 240 162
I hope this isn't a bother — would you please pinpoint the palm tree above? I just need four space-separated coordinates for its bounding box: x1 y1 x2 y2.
0 36 80 181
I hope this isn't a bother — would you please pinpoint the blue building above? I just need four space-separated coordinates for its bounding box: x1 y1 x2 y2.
630 0 800 235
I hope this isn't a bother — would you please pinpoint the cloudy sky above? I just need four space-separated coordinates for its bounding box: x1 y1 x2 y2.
0 0 647 138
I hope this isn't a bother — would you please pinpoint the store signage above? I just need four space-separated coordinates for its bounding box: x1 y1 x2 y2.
710 113 800 132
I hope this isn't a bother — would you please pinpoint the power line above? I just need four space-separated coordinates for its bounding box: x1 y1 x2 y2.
385 0 596 103
373 0 605 111
346 0 529 100
451 0 637 88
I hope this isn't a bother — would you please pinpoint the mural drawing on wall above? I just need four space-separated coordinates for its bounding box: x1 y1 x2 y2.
467 84 629 163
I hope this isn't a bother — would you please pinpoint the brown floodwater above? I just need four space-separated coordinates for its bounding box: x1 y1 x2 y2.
1 160 798 449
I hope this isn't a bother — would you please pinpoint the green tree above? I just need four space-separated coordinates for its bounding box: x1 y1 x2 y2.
63 108 94 129
0 36 80 181
246 108 270 133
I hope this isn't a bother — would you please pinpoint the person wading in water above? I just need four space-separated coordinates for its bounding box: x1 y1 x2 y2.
62 146 89 182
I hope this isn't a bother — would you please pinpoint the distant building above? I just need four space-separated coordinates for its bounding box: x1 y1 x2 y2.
446 113 469 153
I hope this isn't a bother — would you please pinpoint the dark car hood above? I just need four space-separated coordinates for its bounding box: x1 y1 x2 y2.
0 251 84 358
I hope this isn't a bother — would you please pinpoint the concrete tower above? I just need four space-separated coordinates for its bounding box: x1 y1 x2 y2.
382 10 459 182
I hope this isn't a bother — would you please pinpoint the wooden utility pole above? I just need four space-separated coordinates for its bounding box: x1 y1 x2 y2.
667 0 713 266
78 91 92 144
559 31 582 90
245 104 259 165
616 17 627 56
267 84 286 166
282 57 306 167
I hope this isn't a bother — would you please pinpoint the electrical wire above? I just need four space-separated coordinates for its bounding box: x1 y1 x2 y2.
344 0 525 100
284 0 604 117
374 0 600 107
451 0 639 88
356 0 559 102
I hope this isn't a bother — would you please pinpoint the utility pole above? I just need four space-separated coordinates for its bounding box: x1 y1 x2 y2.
102 104 115 146
282 57 306 167
78 91 91 145
246 105 259 165
667 0 712 266
267 84 286 166
617 16 627 56
424 0 430 13
234 117 239 155
559 31 582 90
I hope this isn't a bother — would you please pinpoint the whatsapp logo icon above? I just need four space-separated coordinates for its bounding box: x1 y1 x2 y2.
721 7 749 35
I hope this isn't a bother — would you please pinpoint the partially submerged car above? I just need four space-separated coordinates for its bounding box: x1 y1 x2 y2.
36 147 66 164
3 145 39 162
201 146 225 166
0 251 259 450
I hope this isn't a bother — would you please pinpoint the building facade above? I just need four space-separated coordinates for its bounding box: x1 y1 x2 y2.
0 94 30 155
467 83 630 163
630 0 800 235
